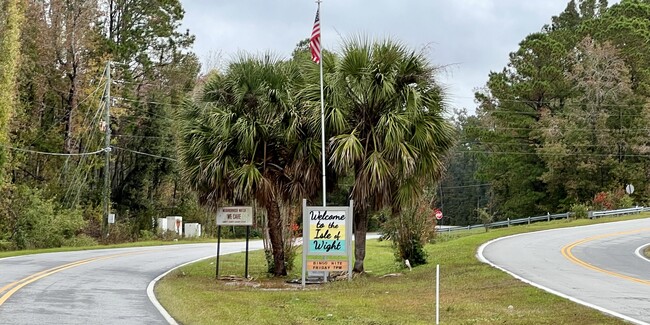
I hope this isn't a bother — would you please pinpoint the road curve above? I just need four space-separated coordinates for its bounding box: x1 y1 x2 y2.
0 241 263 325
479 218 650 324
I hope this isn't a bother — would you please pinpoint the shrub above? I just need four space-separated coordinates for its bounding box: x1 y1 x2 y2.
139 230 157 241
11 186 86 249
610 188 633 209
592 189 634 210
476 208 494 232
63 234 99 247
382 203 436 267
617 195 634 209
103 220 138 244
571 203 590 219
592 192 613 210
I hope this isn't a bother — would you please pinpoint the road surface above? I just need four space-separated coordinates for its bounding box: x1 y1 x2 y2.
0 241 263 325
479 218 650 324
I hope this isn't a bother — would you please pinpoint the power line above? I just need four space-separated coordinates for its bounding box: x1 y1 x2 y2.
452 149 650 158
114 134 169 140
111 146 178 162
4 145 106 157
460 141 628 148
448 94 650 109
113 96 185 108
465 126 650 132
441 183 491 189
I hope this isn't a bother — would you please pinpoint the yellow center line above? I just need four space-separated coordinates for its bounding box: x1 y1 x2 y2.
561 227 650 286
0 249 160 306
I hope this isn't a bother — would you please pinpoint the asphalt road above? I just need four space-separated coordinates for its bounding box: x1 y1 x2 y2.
0 241 263 325
479 218 650 324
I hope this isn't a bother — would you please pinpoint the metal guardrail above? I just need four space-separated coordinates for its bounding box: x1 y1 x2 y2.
437 207 646 233
588 207 643 219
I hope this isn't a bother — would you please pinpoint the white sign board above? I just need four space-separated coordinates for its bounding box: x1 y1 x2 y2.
108 213 115 224
217 206 253 226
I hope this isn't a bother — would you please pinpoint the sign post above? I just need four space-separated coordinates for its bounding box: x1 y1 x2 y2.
301 199 353 287
215 206 253 279
215 225 221 278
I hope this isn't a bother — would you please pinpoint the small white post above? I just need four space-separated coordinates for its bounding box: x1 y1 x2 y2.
436 264 440 324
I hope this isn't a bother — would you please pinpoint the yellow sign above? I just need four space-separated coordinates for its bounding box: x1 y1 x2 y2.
307 260 348 271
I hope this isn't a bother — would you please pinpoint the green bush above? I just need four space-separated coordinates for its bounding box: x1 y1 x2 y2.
571 203 590 219
103 220 138 244
382 203 436 267
0 240 15 251
476 208 494 232
139 230 157 241
617 195 634 209
63 234 99 247
10 186 86 249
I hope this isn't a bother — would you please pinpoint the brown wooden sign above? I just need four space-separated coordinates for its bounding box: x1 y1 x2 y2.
307 260 348 271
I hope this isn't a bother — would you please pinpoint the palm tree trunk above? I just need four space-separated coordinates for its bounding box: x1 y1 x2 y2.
266 199 287 276
353 208 368 273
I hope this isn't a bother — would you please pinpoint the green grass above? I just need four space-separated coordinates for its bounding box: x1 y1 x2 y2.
644 245 650 259
0 237 224 259
156 214 649 325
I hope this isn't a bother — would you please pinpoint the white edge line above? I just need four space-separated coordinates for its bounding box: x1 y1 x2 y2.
147 250 242 325
147 254 214 325
634 243 650 263
477 232 650 325
146 236 379 325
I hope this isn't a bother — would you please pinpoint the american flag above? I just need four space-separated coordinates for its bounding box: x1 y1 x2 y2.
310 8 321 64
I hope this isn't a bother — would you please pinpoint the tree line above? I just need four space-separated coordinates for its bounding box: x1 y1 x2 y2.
0 0 199 249
439 0 650 225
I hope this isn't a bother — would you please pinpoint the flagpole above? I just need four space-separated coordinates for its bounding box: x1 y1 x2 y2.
317 0 326 207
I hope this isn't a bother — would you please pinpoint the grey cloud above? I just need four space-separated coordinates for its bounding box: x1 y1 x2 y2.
180 0 588 113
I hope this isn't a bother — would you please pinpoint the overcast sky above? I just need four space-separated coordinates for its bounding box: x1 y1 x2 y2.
179 1 600 114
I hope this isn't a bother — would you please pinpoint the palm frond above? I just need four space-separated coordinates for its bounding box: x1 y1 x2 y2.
330 131 364 172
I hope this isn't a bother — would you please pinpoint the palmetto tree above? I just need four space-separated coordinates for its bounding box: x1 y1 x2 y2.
317 37 455 272
178 54 321 276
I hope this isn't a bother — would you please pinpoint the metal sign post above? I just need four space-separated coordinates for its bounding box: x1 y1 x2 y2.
245 225 250 278
215 206 253 279
215 225 222 279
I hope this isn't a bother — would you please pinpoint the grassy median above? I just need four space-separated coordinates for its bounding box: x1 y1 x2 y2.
156 215 650 325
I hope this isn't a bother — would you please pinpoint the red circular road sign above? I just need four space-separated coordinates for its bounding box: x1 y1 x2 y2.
434 209 443 220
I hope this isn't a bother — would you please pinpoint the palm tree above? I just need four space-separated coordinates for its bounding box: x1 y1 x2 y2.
312 37 456 272
178 54 321 276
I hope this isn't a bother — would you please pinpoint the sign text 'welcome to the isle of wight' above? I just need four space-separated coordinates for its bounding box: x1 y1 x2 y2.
308 210 347 255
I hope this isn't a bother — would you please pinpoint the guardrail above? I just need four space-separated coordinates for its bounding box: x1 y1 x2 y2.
588 207 643 219
437 207 646 233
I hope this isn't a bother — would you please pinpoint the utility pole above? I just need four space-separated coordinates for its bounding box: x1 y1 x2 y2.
103 61 112 236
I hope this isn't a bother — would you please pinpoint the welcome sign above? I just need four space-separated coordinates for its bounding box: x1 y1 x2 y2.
308 210 347 255
301 199 353 287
